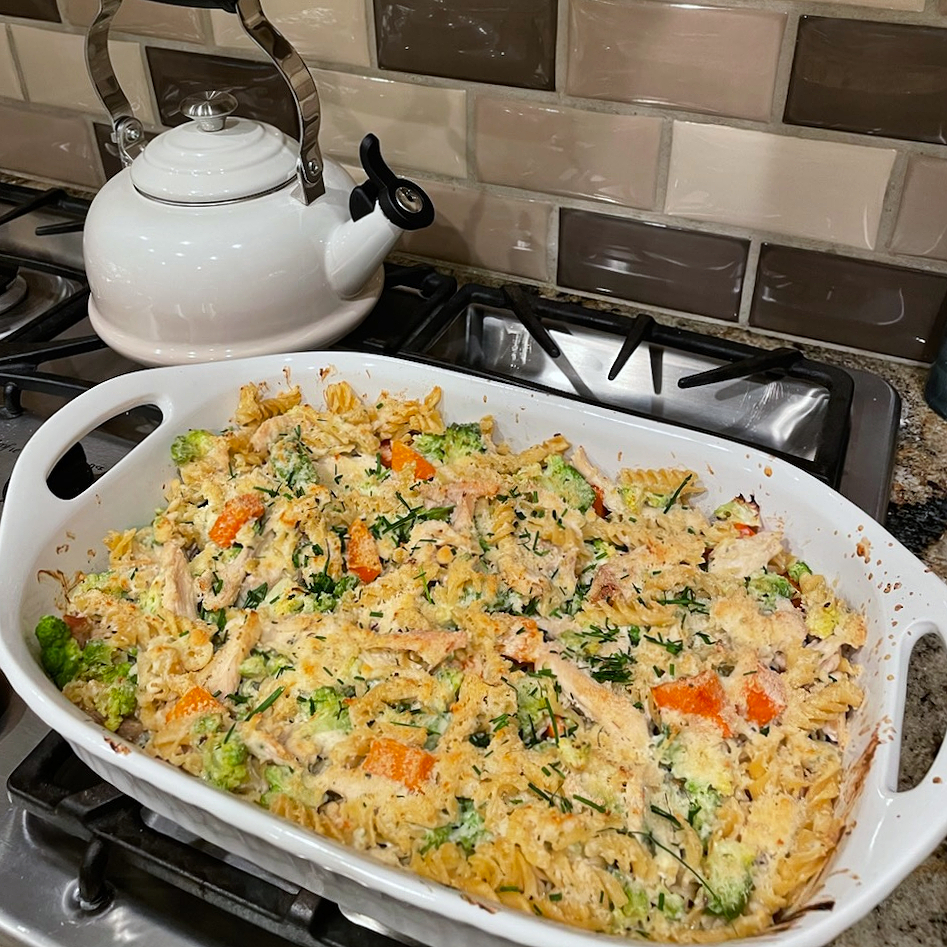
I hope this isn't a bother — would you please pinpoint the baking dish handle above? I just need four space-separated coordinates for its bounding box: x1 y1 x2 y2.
869 618 947 869
9 371 180 504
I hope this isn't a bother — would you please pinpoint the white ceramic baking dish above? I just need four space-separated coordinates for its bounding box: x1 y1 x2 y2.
0 352 944 947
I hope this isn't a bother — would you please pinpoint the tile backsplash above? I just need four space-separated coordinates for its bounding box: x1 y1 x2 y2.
0 0 946 363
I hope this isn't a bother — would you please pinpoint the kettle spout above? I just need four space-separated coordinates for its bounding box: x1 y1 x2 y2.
325 205 403 300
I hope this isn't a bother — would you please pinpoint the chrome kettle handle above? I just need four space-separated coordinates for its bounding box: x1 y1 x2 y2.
85 0 326 204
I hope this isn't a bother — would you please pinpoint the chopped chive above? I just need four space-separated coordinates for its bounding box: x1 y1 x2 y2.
574 794 607 813
649 804 682 829
246 685 284 720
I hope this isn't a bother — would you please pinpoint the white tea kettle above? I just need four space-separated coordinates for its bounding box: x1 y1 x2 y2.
82 0 434 366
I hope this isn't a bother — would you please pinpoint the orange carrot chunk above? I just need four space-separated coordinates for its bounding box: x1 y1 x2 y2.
591 484 607 518
209 493 266 547
363 737 435 792
743 665 787 727
652 670 732 737
390 440 437 481
347 518 382 583
167 685 222 722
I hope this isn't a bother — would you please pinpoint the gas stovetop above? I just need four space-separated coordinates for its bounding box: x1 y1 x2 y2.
0 182 902 947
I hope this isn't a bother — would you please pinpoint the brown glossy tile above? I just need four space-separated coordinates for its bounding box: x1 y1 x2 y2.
0 0 58 22
785 17 947 145
399 180 551 281
891 157 947 263
374 0 556 91
750 245 947 361
558 209 747 321
475 97 661 208
63 0 204 41
146 47 297 139
0 102 102 187
567 0 786 121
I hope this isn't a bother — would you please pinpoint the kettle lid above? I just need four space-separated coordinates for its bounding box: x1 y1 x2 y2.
131 91 298 204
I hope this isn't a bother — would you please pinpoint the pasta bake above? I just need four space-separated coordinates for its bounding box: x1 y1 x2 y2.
35 378 865 942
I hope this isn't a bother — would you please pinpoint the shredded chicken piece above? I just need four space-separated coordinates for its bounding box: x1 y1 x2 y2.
200 613 261 696
161 543 198 621
709 531 783 577
197 546 251 610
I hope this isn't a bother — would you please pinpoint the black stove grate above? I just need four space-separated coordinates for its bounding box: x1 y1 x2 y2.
8 731 407 947
400 283 855 488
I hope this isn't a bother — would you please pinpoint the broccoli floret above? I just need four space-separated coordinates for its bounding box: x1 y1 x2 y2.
713 495 761 528
170 429 216 466
514 676 552 747
413 423 486 465
788 560 812 582
239 649 292 681
92 674 137 731
35 615 81 688
304 571 359 613
540 454 596 513
202 732 249 790
704 840 754 920
270 433 318 492
302 686 351 732
684 779 721 842
76 570 126 597
421 797 489 855
613 876 649 920
746 572 793 612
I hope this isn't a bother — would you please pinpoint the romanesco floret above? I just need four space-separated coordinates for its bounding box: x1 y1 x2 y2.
270 433 318 492
420 797 489 855
92 675 137 731
684 779 721 842
788 559 812 582
713 495 761 528
35 615 81 688
202 732 249 790
412 423 486 465
703 840 754 920
170 429 216 466
514 676 552 747
303 686 351 732
746 571 794 611
540 454 596 513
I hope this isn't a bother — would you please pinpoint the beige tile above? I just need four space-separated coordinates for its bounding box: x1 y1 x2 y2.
10 26 155 125
63 0 205 42
0 101 102 187
665 122 896 250
0 27 22 100
312 69 465 178
475 96 661 208
891 157 947 262
210 0 369 67
400 180 551 281
567 0 786 122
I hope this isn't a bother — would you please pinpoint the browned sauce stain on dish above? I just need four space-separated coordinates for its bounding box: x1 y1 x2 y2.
856 539 871 563
105 736 130 755
764 466 772 477
461 894 499 914
56 544 69 555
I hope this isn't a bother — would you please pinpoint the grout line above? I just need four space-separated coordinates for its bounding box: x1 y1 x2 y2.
651 119 673 214
554 0 570 96
4 22 29 104
738 239 763 326
875 150 910 252
465 90 476 184
769 10 800 124
363 0 378 71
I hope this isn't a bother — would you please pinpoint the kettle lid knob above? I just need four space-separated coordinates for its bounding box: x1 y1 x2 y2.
181 91 239 132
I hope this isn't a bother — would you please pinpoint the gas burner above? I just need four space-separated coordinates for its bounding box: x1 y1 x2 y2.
0 262 27 316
